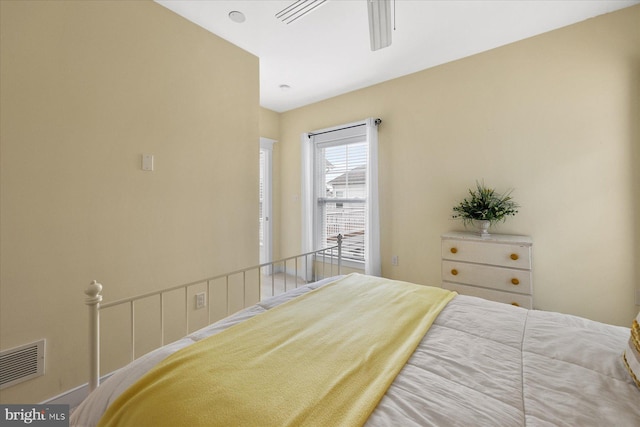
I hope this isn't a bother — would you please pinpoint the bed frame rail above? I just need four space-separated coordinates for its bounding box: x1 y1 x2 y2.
84 235 342 392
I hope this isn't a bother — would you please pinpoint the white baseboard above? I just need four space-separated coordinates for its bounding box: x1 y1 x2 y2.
41 373 113 409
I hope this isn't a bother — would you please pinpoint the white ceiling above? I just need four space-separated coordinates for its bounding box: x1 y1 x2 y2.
156 0 639 113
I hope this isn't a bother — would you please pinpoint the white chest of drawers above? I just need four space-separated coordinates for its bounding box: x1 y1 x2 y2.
441 232 533 308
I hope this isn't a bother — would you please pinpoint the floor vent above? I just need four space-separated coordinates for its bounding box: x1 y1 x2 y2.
0 339 45 389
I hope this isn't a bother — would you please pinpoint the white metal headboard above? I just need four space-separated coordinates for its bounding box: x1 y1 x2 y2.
84 236 342 392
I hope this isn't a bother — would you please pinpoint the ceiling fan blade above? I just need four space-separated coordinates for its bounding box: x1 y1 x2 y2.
367 0 392 51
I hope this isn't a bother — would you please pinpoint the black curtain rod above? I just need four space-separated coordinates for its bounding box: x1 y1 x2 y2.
307 118 382 138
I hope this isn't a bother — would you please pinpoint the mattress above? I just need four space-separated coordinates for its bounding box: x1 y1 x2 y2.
71 276 640 426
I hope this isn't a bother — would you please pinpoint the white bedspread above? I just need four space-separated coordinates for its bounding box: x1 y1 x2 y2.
71 277 640 426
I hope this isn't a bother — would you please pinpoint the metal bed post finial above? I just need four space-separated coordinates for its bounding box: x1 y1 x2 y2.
85 280 103 392
337 234 343 275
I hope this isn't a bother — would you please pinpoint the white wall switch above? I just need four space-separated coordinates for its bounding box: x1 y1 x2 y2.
391 255 399 266
142 154 154 171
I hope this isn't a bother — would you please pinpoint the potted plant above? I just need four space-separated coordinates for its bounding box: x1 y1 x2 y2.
452 181 519 236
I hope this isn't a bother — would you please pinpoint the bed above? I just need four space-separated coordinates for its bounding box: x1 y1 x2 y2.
71 244 640 426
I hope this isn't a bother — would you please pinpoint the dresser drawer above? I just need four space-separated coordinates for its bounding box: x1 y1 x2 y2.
442 238 532 270
443 282 533 309
442 260 532 295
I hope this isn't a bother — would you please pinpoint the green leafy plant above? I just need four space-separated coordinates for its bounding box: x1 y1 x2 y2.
452 181 519 226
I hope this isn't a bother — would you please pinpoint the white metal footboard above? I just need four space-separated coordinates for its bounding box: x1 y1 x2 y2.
84 236 342 392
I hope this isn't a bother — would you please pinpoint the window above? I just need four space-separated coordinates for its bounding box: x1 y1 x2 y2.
302 118 381 276
316 141 367 263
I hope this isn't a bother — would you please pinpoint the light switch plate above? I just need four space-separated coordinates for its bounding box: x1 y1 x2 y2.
142 154 154 171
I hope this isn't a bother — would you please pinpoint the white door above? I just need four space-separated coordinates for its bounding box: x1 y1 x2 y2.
259 138 275 265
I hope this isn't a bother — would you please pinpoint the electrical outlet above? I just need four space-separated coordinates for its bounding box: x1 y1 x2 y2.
391 255 399 266
195 292 206 309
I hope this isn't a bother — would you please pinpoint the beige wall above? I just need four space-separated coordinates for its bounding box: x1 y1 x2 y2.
260 107 281 141
0 0 259 403
279 6 640 326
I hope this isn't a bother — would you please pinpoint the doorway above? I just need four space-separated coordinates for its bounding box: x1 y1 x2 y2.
259 138 275 266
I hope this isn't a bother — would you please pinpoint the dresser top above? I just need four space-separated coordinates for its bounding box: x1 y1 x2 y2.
442 231 533 245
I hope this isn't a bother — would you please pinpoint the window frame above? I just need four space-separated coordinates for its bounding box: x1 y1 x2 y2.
301 118 381 277
312 139 368 267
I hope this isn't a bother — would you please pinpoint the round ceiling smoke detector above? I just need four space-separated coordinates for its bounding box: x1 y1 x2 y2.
228 11 246 23
279 84 291 91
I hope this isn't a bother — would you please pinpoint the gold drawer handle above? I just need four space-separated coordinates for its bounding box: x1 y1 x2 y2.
511 278 520 285
451 269 458 276
450 247 457 254
510 253 519 261
511 302 520 307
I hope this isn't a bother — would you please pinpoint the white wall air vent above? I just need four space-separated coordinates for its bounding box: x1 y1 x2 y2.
0 339 45 389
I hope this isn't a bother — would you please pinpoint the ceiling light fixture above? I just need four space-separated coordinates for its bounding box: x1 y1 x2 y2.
279 84 291 91
367 0 392 51
228 11 246 23
276 0 327 25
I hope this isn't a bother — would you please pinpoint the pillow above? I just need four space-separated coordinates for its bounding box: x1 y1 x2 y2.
623 311 640 389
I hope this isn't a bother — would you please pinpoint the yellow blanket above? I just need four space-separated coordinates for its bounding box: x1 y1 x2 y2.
98 273 455 427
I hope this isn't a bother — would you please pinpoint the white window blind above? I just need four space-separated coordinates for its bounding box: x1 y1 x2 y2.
315 139 367 262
